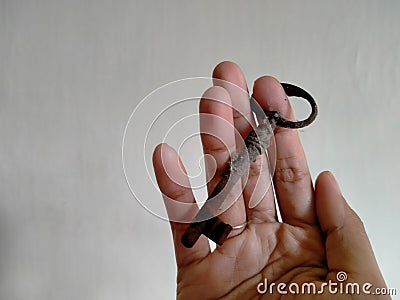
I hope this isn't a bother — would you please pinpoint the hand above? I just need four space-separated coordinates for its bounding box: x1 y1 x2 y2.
152 62 389 299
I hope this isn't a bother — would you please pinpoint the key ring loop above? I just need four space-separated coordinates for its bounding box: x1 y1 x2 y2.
250 83 318 129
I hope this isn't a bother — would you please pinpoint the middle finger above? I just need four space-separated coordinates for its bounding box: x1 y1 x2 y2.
212 61 277 223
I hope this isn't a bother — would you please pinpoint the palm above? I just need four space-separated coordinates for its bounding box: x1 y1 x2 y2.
153 62 389 299
177 220 328 299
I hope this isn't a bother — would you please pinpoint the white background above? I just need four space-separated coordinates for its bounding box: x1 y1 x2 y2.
1 1 399 299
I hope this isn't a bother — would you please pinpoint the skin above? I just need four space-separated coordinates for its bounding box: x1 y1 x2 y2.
152 61 390 299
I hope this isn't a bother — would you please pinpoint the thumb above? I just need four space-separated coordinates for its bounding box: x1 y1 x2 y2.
315 171 387 288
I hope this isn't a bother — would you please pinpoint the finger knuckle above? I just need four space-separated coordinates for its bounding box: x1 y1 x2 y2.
166 187 190 201
275 165 309 184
